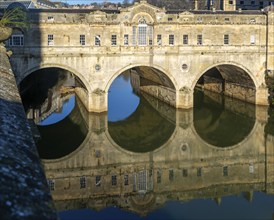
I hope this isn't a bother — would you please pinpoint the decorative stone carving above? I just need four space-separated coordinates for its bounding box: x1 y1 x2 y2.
180 86 192 94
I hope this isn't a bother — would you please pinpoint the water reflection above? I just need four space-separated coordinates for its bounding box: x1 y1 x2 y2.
22 74 274 219
36 94 88 159
194 90 256 147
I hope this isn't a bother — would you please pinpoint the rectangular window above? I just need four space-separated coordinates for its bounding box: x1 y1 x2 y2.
224 34 229 45
80 34 85 45
47 34 54 46
229 0 233 4
169 34 174 45
9 35 24 46
197 35 203 45
223 166 228 176
249 164 254 173
95 176 101 187
183 35 188 45
47 179 55 191
137 170 147 191
95 35 101 46
111 175 117 186
138 26 147 46
124 34 129 46
168 17 173 21
240 1 244 4
182 169 188 177
169 169 174 181
197 168 202 177
132 26 137 46
80 176 86 189
157 35 162 45
111 34 117 46
47 16 54 21
250 35 255 45
157 170 161 183
124 174 129 185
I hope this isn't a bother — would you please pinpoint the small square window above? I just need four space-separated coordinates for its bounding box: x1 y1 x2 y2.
111 35 117 46
223 166 228 176
95 176 101 187
124 34 129 46
80 34 85 45
169 35 174 46
224 34 229 45
124 174 129 185
111 175 117 186
183 35 188 45
197 35 203 45
48 34 54 46
95 35 101 46
157 35 162 45
250 35 255 45
80 176 86 189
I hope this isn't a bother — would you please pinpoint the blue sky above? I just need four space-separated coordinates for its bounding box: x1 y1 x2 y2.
52 0 133 5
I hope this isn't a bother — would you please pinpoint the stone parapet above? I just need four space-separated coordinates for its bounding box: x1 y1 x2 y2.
0 45 57 219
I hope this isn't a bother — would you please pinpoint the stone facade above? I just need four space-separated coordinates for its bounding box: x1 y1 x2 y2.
7 0 274 112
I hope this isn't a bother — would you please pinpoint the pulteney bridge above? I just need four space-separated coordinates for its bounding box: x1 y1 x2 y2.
7 0 274 112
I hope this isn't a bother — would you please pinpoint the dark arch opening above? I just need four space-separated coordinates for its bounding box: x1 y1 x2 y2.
108 66 176 153
19 67 87 125
36 97 88 159
19 68 89 159
194 65 256 147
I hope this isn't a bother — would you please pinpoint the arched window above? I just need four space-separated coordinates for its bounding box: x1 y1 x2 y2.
132 17 153 46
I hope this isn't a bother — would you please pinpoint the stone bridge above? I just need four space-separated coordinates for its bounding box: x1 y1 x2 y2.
41 92 274 214
7 0 274 112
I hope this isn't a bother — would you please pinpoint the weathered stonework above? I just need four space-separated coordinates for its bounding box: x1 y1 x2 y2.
7 1 274 112
0 45 57 219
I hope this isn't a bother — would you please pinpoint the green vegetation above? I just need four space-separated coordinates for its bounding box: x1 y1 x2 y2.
0 7 28 28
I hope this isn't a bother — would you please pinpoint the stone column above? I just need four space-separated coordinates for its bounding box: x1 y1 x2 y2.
89 89 108 113
75 87 108 113
177 87 193 109
255 86 269 106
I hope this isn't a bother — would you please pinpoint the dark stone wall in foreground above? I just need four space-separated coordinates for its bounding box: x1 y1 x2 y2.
0 45 57 220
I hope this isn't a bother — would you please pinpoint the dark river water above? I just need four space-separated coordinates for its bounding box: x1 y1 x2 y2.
27 74 274 220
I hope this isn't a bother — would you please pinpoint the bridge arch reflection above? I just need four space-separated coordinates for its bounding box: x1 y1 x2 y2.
193 90 256 148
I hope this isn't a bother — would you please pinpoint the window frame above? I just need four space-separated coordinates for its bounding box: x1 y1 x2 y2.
80 34 85 46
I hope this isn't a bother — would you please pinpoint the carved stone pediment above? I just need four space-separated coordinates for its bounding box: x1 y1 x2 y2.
122 0 165 24
86 10 107 22
179 11 194 17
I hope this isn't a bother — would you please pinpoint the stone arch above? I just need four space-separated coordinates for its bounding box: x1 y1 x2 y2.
104 63 179 93
131 12 155 24
191 61 259 91
18 63 92 94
